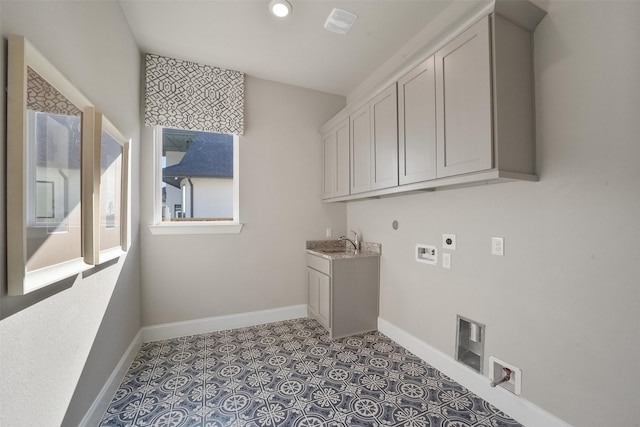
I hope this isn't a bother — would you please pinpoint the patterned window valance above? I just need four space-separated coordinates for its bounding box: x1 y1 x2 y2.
145 54 244 135
27 67 82 116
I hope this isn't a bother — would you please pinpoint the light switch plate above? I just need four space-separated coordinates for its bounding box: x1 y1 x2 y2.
491 237 504 256
442 234 457 250
442 252 451 269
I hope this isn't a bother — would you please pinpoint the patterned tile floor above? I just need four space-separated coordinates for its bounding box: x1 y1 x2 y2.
100 318 523 427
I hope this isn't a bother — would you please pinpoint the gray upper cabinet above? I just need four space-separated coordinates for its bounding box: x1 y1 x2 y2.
320 2 545 202
322 128 336 199
434 13 539 180
335 119 350 197
350 103 371 194
322 117 350 199
370 84 399 190
351 84 399 195
398 56 437 184
435 15 492 178
490 13 538 176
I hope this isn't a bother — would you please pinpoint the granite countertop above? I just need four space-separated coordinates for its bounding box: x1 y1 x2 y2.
306 240 381 260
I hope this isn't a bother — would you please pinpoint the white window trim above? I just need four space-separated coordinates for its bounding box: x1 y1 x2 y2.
148 126 243 235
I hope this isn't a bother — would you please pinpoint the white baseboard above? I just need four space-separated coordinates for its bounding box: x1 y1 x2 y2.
141 304 308 343
378 317 572 427
79 330 142 427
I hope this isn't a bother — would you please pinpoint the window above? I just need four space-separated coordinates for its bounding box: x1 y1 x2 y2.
150 127 242 235
7 35 131 294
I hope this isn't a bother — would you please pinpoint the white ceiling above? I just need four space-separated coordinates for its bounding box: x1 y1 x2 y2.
119 0 454 96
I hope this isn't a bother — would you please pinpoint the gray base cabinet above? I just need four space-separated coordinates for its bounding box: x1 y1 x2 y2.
307 266 331 329
306 254 380 339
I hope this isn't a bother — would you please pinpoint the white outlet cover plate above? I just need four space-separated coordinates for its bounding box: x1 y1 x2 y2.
491 237 504 256
442 234 456 250
442 252 451 269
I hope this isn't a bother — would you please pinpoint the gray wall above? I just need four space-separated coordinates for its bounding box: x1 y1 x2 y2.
0 2 141 426
347 2 640 426
2 1 636 426
140 76 346 326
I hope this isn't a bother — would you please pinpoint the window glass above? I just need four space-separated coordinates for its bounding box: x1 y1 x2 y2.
100 130 124 249
26 110 82 271
161 128 235 222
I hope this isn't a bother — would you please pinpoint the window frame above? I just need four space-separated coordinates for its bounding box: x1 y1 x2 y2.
148 126 243 235
7 35 132 294
85 111 131 264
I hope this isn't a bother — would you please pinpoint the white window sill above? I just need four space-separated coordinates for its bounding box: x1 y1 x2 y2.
148 222 244 235
22 258 92 294
96 248 127 264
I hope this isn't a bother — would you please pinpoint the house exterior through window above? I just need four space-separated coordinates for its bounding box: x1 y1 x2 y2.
154 127 240 230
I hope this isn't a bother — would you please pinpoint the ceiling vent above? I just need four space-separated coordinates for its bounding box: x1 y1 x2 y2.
324 8 357 34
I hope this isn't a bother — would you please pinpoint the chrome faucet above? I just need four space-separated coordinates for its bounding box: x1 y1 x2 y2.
338 230 361 252
338 236 357 251
351 230 360 250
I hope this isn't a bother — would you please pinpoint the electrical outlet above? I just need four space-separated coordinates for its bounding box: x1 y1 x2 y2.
442 234 457 250
491 237 504 256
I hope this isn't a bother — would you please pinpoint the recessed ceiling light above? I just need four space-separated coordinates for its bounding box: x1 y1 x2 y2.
270 0 292 18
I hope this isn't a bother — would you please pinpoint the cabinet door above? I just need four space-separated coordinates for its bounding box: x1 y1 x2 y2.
307 267 331 329
398 56 437 184
322 118 349 199
322 131 336 199
435 16 492 178
334 118 350 197
370 84 399 190
350 103 371 194
307 267 320 315
317 271 331 328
